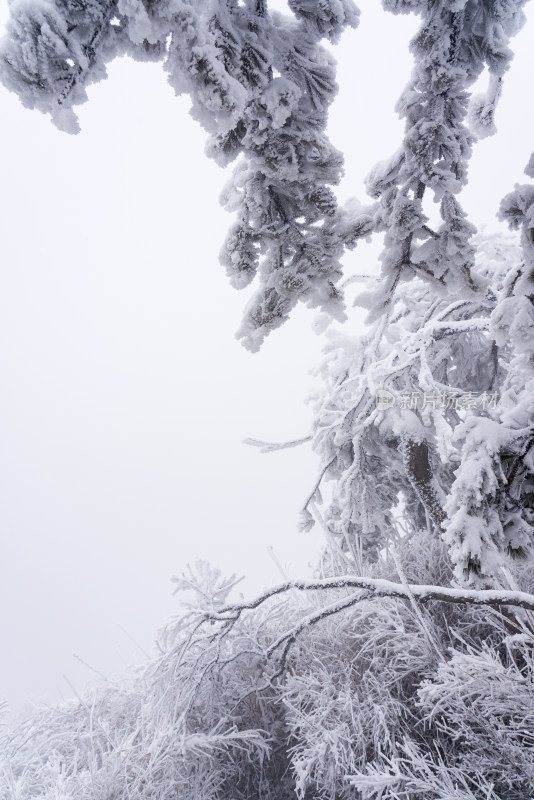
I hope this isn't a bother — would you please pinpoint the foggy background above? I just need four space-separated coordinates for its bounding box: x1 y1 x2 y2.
0 0 532 715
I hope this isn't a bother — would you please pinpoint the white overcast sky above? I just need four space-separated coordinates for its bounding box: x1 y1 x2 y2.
0 0 533 716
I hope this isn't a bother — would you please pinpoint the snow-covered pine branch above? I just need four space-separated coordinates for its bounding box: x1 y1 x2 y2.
0 0 362 349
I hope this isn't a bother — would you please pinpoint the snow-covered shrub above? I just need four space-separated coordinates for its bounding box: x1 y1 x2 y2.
3 544 534 800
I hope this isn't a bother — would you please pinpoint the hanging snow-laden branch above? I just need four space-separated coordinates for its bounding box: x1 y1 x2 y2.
0 0 363 349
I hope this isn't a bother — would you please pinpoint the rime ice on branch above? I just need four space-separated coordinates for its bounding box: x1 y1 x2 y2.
0 0 359 350
303 0 534 587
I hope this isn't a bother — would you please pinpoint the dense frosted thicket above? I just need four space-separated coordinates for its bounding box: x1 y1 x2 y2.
2 0 534 798
3 544 534 800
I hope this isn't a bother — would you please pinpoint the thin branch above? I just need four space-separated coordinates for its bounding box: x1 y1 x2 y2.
267 590 374 676
391 548 446 663
301 456 336 514
210 576 534 620
243 435 312 453
422 224 439 239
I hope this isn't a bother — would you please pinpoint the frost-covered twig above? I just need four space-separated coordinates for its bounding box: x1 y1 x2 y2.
243 435 312 453
210 575 534 620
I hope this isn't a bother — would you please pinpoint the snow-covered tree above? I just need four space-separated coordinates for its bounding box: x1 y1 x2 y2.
2 0 534 798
